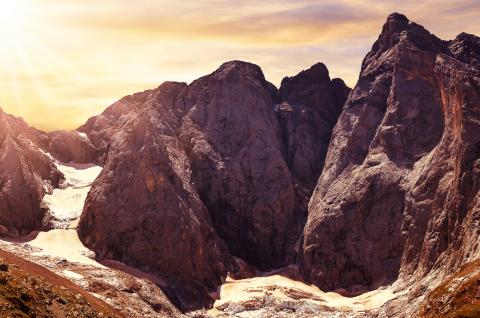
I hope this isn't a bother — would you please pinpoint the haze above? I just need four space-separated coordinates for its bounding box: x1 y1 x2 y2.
0 0 478 130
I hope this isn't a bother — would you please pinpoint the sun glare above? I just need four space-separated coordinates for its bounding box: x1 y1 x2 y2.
0 1 27 41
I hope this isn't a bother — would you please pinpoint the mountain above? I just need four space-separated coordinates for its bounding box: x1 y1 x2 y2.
276 62 350 206
0 110 62 236
301 12 480 316
76 60 349 310
1 11 480 317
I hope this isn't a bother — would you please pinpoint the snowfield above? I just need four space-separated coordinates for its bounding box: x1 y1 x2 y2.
30 153 104 266
43 161 102 221
208 265 403 316
29 229 104 267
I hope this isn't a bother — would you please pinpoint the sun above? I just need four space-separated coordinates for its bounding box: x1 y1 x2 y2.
0 1 27 41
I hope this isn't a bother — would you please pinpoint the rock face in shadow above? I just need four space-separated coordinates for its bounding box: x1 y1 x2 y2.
301 12 480 296
0 110 62 236
77 61 349 310
276 63 350 204
179 61 301 270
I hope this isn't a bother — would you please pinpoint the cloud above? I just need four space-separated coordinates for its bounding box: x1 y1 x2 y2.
1 0 479 130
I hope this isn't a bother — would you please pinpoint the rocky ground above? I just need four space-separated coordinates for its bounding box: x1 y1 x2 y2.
187 263 405 318
0 240 182 318
0 249 120 317
418 260 480 317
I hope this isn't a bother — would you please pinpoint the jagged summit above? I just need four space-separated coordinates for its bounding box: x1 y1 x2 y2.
279 62 330 89
201 60 269 84
449 32 480 68
365 13 480 74
363 12 447 70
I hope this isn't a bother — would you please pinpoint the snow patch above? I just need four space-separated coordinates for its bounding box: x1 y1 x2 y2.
77 131 89 140
29 229 104 268
42 158 102 221
63 269 84 279
209 266 402 315
39 148 55 161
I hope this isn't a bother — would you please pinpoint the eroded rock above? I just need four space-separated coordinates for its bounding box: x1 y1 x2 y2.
301 13 480 301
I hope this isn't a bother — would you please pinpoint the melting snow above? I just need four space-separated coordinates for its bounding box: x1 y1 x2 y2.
28 152 104 266
77 131 89 140
43 161 102 221
209 266 402 315
63 269 84 279
29 229 104 267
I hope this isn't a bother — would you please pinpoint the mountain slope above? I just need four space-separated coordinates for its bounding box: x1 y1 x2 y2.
0 110 63 236
0 248 121 317
76 61 349 310
301 12 480 304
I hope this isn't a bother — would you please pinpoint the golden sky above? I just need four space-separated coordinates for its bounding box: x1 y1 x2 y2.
0 0 479 131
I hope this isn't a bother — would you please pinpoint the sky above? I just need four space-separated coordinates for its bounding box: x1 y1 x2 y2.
0 0 479 131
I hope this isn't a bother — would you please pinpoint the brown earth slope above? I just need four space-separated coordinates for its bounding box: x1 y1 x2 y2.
0 248 122 317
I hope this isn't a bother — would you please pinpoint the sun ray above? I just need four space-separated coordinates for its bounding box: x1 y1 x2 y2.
13 40 51 105
26 36 85 83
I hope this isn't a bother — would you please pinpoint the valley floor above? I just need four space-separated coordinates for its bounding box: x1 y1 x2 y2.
1 154 404 317
198 265 404 318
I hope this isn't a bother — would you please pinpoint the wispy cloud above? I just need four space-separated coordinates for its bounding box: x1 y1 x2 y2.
0 0 478 130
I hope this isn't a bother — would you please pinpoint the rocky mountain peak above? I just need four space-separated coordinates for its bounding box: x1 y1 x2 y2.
449 32 480 68
70 58 350 310
364 12 446 71
277 63 330 99
301 12 480 318
208 60 268 84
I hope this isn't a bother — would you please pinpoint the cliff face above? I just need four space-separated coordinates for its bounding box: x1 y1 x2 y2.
47 130 98 164
276 63 350 206
301 13 480 297
76 61 349 310
178 62 300 270
77 81 232 310
0 110 62 236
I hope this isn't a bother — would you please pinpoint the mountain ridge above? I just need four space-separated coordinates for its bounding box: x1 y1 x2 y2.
0 11 480 317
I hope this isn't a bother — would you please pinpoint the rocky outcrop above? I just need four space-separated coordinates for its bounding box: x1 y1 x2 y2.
0 110 62 236
417 260 480 317
276 63 350 203
179 61 301 270
77 61 348 310
48 130 98 164
78 81 231 311
301 12 480 299
449 32 480 69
